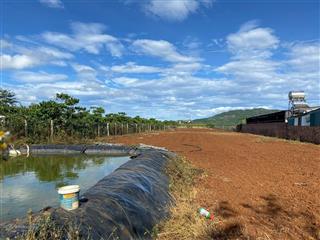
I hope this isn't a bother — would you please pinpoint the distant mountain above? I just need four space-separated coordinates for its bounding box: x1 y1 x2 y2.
193 108 280 127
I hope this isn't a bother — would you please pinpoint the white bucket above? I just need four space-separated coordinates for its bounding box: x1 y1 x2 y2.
58 185 80 210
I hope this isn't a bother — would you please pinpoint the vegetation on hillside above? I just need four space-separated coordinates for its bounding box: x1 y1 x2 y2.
193 108 279 128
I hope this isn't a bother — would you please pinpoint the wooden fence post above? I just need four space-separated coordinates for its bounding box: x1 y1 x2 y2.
135 123 138 133
107 123 110 136
126 123 129 134
121 123 124 135
50 119 54 142
114 123 117 135
97 124 100 137
24 119 28 137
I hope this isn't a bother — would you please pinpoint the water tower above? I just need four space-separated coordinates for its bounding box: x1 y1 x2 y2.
288 91 309 116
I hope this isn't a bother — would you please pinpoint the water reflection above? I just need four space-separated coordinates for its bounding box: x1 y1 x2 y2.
0 154 129 221
1 154 106 181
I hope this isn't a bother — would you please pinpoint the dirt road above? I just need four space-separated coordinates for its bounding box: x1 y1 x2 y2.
107 128 320 239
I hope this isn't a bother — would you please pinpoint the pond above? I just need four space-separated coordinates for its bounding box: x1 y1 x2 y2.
0 154 130 221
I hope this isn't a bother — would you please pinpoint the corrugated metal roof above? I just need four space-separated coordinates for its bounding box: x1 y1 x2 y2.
302 107 320 116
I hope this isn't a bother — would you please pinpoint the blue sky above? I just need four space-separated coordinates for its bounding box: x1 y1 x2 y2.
1 0 319 120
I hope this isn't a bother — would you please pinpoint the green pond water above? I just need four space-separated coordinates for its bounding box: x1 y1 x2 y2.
0 154 130 221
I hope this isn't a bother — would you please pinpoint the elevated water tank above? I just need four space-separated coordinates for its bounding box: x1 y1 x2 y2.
289 91 305 101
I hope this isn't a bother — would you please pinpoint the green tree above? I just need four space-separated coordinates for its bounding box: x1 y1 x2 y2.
1 89 175 142
56 93 79 106
91 107 105 124
0 89 17 107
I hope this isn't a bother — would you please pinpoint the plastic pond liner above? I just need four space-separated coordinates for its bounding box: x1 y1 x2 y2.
0 144 175 239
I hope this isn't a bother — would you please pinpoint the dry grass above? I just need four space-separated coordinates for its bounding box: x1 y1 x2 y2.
18 211 83 240
154 157 217 240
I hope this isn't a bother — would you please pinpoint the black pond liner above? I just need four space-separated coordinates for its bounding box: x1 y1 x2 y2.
0 144 175 240
27 143 134 155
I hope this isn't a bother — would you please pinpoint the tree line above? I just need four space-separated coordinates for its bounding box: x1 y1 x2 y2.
0 89 176 142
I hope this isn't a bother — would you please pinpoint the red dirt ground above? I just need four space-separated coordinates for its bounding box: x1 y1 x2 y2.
106 128 320 239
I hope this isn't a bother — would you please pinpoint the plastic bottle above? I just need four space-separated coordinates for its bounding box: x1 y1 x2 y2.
199 207 214 220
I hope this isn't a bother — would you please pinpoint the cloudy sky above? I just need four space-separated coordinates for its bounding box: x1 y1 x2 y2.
1 0 319 120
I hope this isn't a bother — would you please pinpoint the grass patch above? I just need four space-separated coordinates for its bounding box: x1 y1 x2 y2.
154 157 216 240
17 210 88 240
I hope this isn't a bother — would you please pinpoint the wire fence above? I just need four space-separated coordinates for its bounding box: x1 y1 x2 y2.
2 117 174 143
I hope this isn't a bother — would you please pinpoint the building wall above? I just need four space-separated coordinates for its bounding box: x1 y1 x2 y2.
301 115 310 126
288 109 320 127
310 110 320 126
288 118 294 126
237 122 320 144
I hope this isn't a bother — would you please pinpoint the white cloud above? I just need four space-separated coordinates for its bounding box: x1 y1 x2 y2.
144 0 214 21
111 62 162 73
1 39 12 49
132 39 199 62
227 21 279 59
14 71 68 82
111 74 236 98
42 22 124 56
1 54 37 69
0 40 73 69
112 77 140 86
168 62 203 74
72 63 96 73
216 59 280 81
36 46 73 59
109 61 204 77
71 63 100 84
39 0 64 8
11 73 108 104
286 42 320 72
238 19 259 33
216 22 281 83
